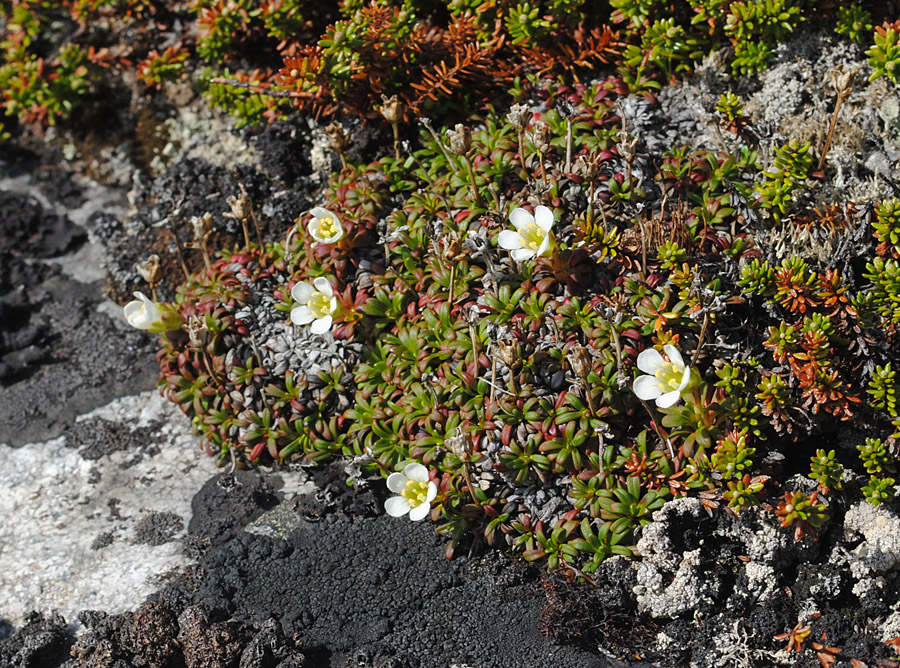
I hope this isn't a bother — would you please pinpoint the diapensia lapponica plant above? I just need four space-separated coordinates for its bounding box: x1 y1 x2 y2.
130 72 900 569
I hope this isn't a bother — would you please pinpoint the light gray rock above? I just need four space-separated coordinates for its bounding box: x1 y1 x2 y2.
0 391 214 628
843 502 900 578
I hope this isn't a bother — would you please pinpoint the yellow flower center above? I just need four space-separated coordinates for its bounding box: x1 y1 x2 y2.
654 360 685 391
306 292 331 318
519 222 546 252
317 216 338 239
401 479 429 507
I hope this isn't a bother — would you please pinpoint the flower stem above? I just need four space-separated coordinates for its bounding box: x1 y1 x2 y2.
638 397 675 460
449 264 456 304
167 228 191 280
469 324 479 368
464 155 486 210
690 311 710 369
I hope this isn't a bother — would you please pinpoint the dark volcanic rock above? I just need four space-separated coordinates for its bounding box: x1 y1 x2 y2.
0 190 85 260
0 612 72 668
0 273 158 445
153 471 630 668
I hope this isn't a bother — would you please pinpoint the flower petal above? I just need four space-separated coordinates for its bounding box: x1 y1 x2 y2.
664 344 685 369
636 348 664 374
309 314 333 334
656 389 682 408
534 205 554 232
387 472 408 493
310 206 333 220
313 276 333 297
291 306 315 325
677 366 691 391
404 462 429 483
510 247 535 262
497 230 523 250
328 296 338 314
123 300 142 320
408 502 431 521
425 481 437 503
509 207 534 230
385 496 411 517
291 281 313 302
535 233 550 258
633 374 663 401
307 219 321 239
133 291 151 303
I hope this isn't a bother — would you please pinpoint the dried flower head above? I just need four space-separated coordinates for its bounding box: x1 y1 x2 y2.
324 122 350 153
506 103 531 131
136 254 161 286
442 230 466 262
225 193 252 224
189 212 212 242
526 121 551 153
380 94 403 125
496 338 518 367
568 343 593 381
446 123 473 156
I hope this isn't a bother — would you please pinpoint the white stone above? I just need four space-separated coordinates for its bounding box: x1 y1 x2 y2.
0 391 214 628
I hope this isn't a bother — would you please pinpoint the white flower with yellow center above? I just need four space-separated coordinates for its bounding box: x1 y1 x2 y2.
497 205 554 261
290 277 337 334
123 292 162 330
307 206 344 245
633 344 691 408
385 463 438 521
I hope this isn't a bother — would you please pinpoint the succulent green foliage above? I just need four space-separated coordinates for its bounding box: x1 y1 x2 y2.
150 56 900 573
862 475 896 506
835 3 872 44
755 139 813 222
873 197 900 259
868 20 900 84
857 437 898 477
809 449 843 492
775 489 828 539
715 90 745 132
868 364 899 417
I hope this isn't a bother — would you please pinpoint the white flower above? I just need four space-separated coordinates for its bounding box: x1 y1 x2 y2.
307 206 344 245
123 291 162 330
498 205 554 261
384 462 438 521
632 344 691 408
290 277 337 334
